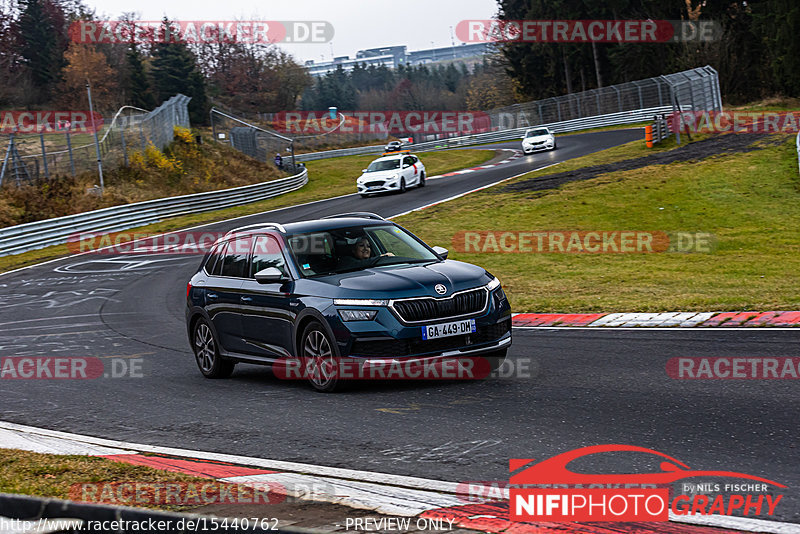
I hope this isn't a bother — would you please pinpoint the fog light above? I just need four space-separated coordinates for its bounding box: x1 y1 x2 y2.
339 309 378 321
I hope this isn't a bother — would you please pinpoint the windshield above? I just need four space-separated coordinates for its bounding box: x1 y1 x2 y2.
287 224 439 276
366 159 400 172
526 129 549 137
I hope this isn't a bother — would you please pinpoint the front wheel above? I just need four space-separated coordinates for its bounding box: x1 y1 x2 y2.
300 321 341 392
399 177 406 193
360 193 369 198
192 319 235 378
418 172 426 188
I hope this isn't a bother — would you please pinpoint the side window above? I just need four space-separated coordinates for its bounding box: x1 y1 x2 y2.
410 156 418 164
251 235 287 277
403 156 413 167
220 237 251 278
206 242 227 276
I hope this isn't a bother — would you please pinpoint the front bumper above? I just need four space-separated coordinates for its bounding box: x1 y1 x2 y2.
327 289 512 361
522 140 555 153
358 179 400 194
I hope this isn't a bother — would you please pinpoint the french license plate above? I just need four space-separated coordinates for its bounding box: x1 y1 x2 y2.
421 319 476 340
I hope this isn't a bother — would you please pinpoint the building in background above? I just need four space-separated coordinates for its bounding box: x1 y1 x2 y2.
304 43 491 77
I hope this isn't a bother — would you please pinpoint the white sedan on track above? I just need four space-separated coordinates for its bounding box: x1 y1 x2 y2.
357 152 426 197
521 127 557 153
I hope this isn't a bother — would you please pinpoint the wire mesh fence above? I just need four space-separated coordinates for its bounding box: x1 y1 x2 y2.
445 65 721 137
0 94 191 187
213 66 721 163
210 106 388 164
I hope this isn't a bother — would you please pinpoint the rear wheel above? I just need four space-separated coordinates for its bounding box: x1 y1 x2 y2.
300 321 341 392
418 172 426 187
192 319 235 378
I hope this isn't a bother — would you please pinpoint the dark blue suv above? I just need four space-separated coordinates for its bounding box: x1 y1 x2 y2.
185 213 511 391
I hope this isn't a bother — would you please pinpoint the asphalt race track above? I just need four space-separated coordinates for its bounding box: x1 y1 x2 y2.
1 128 798 524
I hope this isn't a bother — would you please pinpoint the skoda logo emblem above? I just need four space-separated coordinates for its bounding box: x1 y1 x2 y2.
435 284 447 295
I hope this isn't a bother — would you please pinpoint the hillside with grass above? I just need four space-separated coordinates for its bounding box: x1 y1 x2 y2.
0 128 284 228
396 133 800 312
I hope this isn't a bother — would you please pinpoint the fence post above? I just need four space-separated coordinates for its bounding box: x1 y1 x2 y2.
39 133 49 179
0 134 10 186
120 126 128 166
65 130 76 176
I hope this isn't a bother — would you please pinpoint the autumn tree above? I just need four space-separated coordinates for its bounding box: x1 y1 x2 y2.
56 42 118 111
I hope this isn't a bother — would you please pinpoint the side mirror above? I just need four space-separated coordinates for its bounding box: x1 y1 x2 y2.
254 267 287 284
403 164 410 168
432 246 449 260
362 169 368 173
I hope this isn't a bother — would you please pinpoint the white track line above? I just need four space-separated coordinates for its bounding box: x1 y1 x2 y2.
0 421 796 532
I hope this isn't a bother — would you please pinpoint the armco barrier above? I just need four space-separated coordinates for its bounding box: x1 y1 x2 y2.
0 492 295 533
0 168 308 257
294 107 673 162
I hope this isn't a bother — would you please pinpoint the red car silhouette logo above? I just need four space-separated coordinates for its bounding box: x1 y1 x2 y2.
510 444 786 487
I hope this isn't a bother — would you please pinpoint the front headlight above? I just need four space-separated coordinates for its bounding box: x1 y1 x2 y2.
339 309 378 321
334 298 389 306
486 277 501 291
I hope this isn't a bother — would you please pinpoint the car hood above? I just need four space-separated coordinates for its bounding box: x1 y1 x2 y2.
358 169 399 182
524 135 552 143
304 260 492 299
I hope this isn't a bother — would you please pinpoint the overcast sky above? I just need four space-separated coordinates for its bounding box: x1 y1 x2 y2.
85 0 499 62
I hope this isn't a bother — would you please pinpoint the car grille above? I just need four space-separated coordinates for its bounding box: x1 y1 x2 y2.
392 288 488 323
365 181 384 187
350 318 511 358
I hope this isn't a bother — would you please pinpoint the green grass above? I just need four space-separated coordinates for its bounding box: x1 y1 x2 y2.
0 449 211 512
395 135 800 312
0 149 495 273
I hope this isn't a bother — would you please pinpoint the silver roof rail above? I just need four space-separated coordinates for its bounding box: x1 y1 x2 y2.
323 212 386 221
226 222 286 236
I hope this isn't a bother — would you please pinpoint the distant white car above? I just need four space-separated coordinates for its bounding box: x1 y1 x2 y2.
522 127 556 153
357 152 426 197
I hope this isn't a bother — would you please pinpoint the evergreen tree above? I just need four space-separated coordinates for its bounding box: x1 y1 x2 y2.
151 20 208 124
15 0 67 95
125 44 155 109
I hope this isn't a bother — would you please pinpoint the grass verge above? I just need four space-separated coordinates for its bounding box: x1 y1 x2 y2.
0 149 494 274
395 134 800 312
0 448 209 512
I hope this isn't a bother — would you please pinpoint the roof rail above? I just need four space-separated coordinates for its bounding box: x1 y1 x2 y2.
226 222 286 236
323 212 386 221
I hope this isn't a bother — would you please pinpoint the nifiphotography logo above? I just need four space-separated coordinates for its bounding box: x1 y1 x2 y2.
509 445 785 522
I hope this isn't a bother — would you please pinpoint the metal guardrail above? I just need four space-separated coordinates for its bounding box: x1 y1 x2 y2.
646 115 673 146
295 106 673 161
0 169 308 257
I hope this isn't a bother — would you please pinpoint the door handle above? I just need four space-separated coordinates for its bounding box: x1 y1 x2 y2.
241 296 253 303
207 293 218 300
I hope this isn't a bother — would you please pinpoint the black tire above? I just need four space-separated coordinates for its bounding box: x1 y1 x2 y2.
360 194 369 198
300 321 341 392
552 140 557 150
192 319 235 378
399 177 406 193
418 172 426 188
